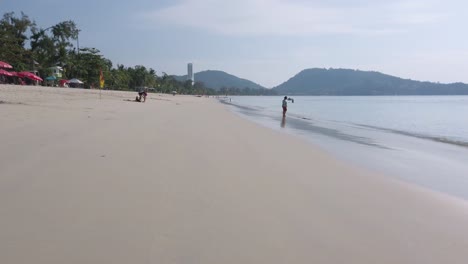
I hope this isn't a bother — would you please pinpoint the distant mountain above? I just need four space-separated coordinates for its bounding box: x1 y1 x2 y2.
174 70 265 91
274 68 468 95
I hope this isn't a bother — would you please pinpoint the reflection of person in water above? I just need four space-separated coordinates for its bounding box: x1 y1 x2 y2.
281 116 286 128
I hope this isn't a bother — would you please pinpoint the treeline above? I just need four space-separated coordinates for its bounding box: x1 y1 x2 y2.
0 11 270 95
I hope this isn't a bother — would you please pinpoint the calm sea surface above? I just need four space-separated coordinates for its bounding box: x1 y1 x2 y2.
223 96 468 200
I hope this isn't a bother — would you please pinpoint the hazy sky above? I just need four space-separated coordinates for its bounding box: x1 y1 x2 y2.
2 0 468 87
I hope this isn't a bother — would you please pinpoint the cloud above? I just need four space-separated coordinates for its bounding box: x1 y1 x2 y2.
139 0 447 36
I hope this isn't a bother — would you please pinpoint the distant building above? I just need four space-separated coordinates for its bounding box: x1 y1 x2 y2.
187 63 194 85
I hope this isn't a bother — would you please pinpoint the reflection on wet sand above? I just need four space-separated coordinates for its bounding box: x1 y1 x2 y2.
281 116 286 128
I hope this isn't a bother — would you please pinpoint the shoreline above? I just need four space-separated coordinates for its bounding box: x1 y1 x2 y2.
2 85 468 263
224 96 468 201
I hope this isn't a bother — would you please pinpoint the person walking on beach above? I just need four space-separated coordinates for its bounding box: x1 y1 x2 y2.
282 96 288 117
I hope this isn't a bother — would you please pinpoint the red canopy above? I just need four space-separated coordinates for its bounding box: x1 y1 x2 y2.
17 71 43 82
0 61 13 69
59 79 69 87
0 69 14 76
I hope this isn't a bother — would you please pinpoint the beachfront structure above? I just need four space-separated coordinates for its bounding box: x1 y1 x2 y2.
187 63 194 86
48 66 63 78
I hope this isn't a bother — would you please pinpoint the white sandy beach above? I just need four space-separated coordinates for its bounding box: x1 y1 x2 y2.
1 85 468 264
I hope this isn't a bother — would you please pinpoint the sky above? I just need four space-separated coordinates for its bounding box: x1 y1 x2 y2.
2 0 468 87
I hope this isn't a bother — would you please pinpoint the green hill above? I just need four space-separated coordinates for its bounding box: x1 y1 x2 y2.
273 68 468 95
174 70 265 91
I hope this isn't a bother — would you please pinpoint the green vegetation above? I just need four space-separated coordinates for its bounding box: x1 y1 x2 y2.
0 12 156 91
0 12 35 72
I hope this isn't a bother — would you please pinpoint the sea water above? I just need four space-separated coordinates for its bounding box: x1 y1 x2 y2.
223 96 468 200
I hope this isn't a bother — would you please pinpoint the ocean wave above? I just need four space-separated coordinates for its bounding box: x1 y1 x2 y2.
355 124 468 148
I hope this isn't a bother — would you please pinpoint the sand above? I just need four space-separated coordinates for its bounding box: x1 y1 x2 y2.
1 85 468 264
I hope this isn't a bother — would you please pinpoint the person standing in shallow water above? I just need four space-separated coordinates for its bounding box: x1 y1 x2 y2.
282 96 288 117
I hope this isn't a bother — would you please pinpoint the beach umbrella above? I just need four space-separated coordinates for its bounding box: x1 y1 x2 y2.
68 78 83 84
0 69 14 76
17 71 43 82
33 75 44 82
0 61 13 69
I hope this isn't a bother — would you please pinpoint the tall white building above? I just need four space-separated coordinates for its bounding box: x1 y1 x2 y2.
187 63 194 85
